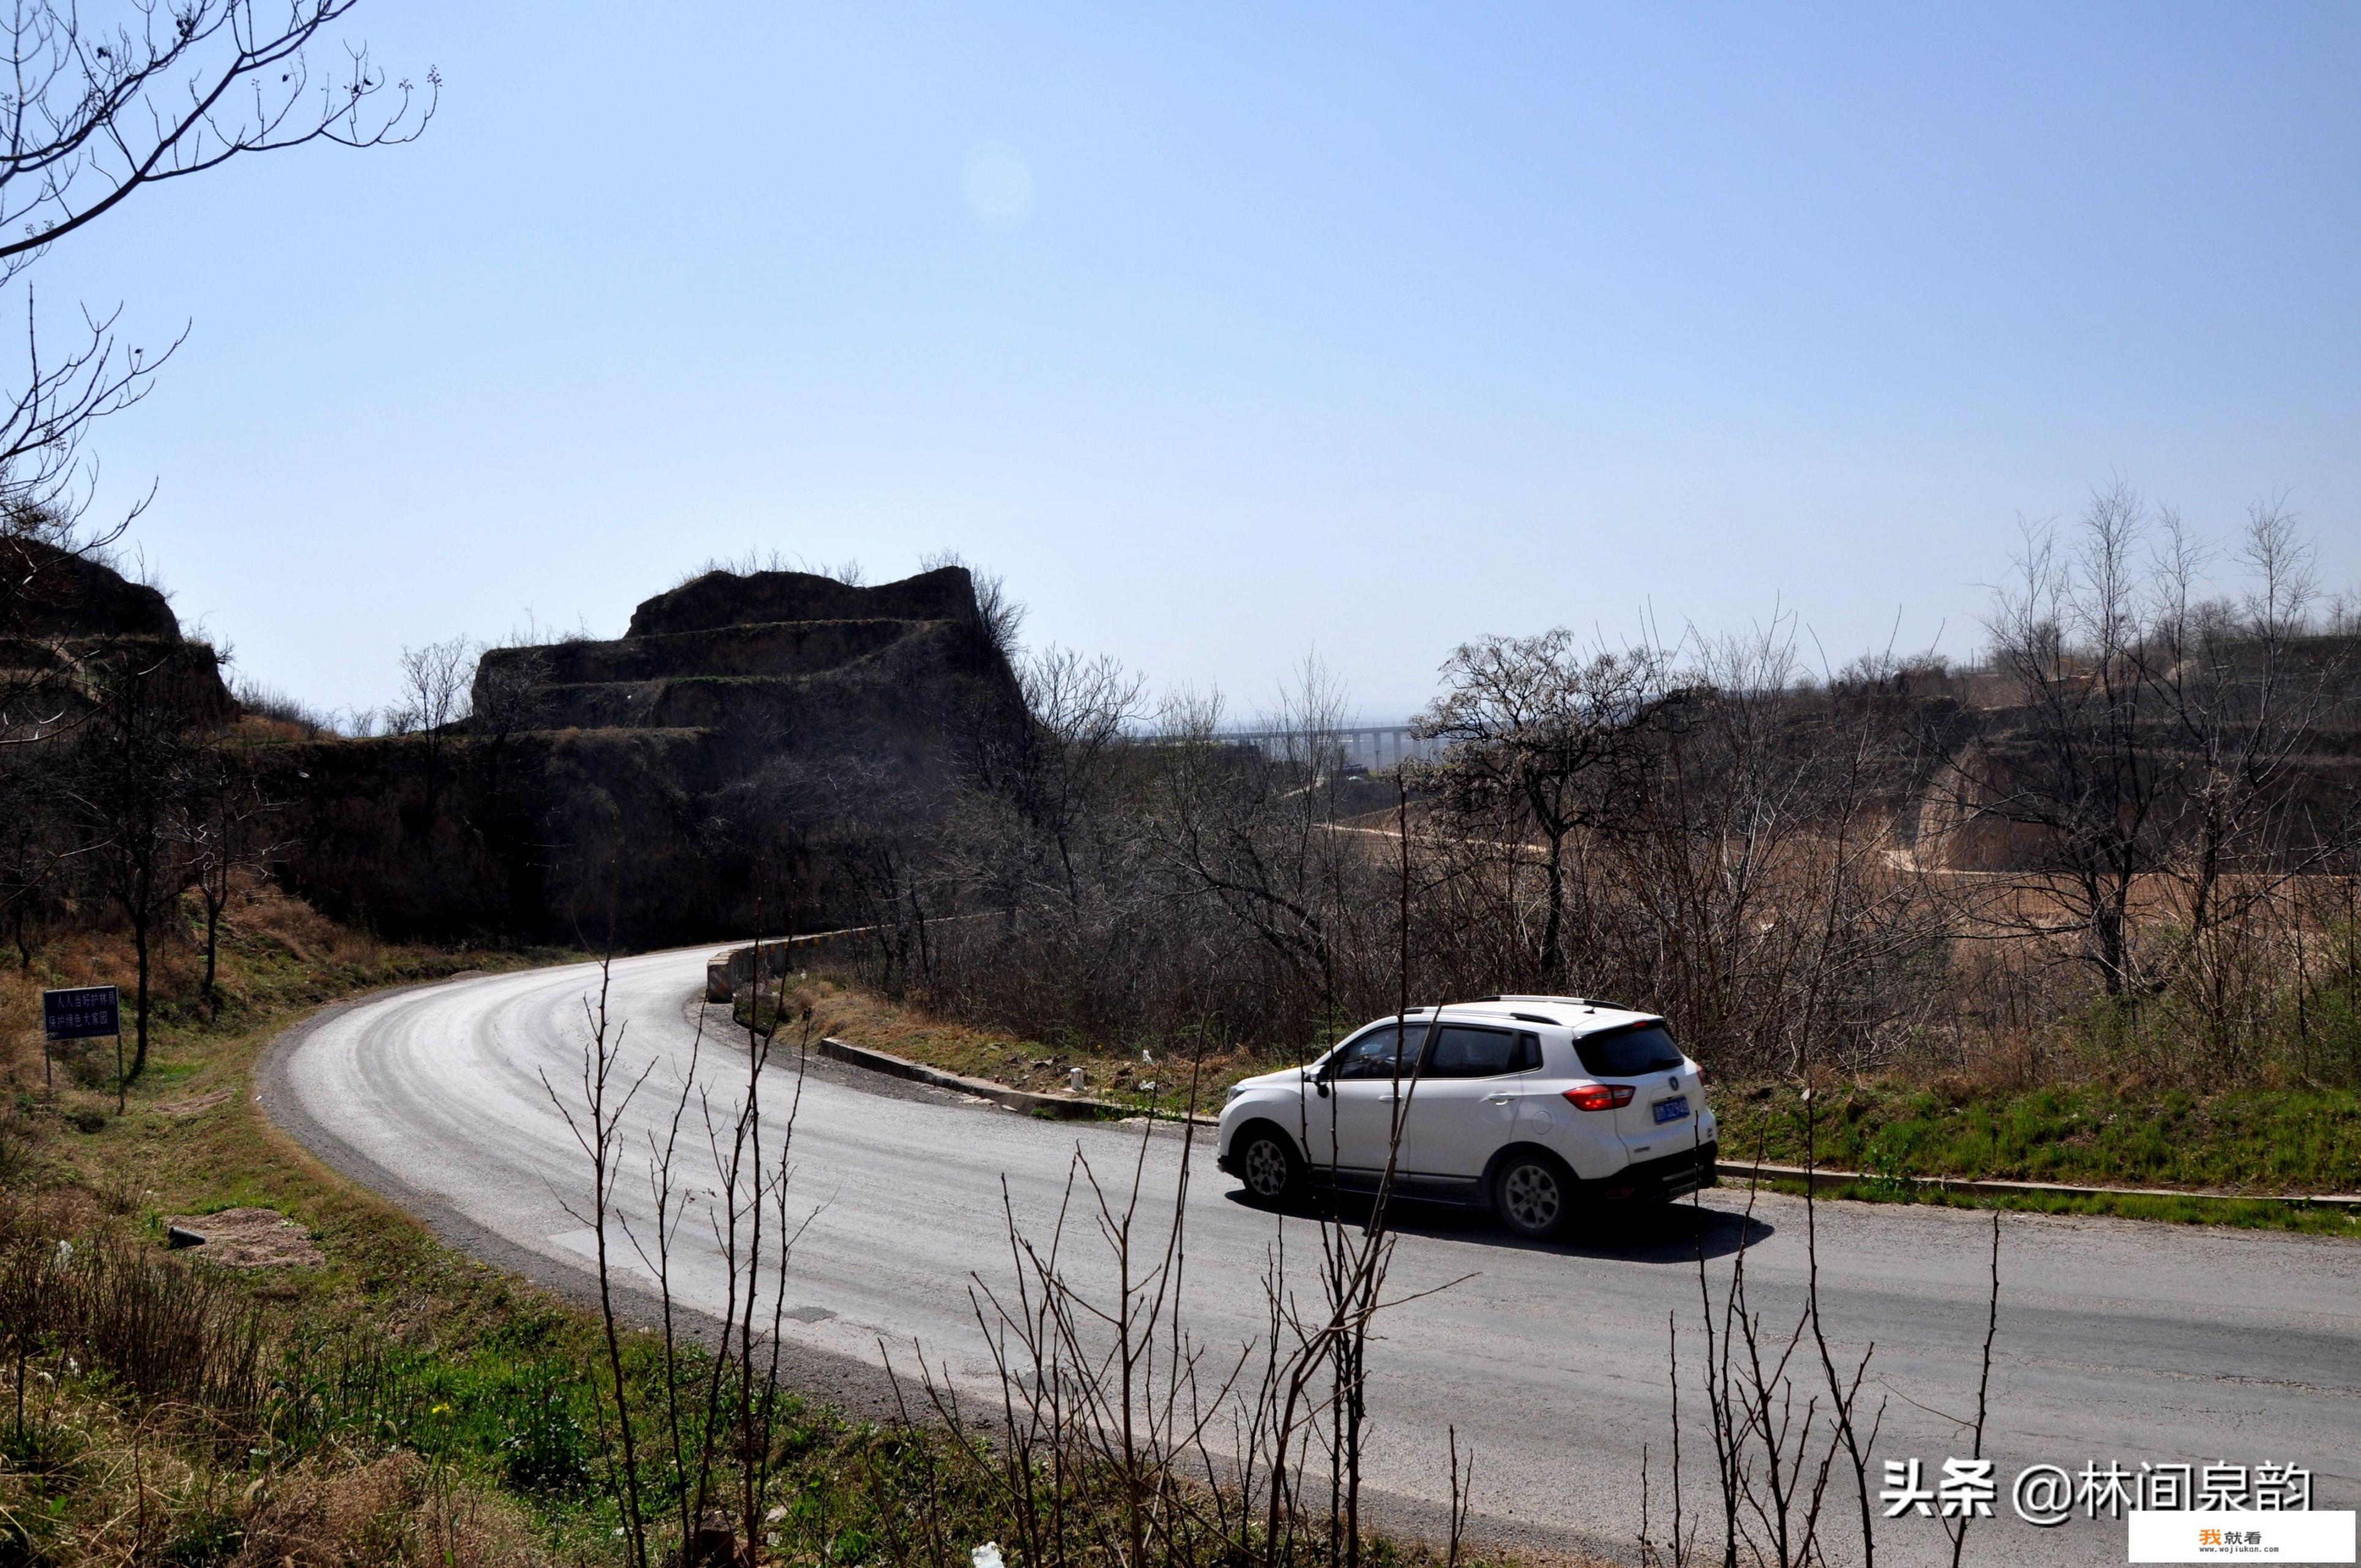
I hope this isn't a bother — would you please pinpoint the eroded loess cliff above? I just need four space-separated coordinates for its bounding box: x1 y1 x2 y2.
265 565 1025 945
1 535 237 738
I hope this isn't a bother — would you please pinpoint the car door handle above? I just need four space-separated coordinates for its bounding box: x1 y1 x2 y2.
1485 1093 1514 1104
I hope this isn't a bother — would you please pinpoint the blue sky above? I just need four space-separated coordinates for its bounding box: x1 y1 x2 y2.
47 1 2361 720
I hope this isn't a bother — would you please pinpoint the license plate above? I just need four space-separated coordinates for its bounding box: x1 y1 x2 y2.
1653 1096 1690 1124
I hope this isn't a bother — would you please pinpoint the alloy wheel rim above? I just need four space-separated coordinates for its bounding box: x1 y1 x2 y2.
1505 1164 1560 1227
1244 1140 1287 1195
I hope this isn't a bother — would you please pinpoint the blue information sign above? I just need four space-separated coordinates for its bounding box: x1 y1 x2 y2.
42 986 120 1040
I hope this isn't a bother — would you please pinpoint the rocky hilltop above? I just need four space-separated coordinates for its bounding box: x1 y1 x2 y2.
470 565 1001 735
264 564 1026 944
0 534 236 736
626 565 976 637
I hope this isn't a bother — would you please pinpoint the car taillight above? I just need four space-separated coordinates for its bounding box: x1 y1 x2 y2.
1563 1083 1635 1112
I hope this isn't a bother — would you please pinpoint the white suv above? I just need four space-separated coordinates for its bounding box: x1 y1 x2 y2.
1214 996 1719 1239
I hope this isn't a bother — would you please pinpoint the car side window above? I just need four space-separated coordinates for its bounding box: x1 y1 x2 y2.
1421 1025 1526 1079
1329 1025 1409 1080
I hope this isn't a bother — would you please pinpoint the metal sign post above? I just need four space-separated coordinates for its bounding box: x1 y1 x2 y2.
42 986 122 1107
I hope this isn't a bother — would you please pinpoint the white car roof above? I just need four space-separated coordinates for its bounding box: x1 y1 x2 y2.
1423 997 1663 1035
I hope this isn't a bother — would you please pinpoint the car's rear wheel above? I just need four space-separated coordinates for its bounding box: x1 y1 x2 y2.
1236 1127 1304 1206
1493 1153 1574 1239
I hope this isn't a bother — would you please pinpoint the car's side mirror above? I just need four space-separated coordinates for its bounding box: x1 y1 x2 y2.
1315 1078 1331 1098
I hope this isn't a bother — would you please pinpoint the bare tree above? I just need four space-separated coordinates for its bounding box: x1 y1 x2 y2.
1418 630 1662 984
56 652 194 1085
0 2 433 278
390 634 474 735
1014 645 1148 910
0 2 433 653
390 634 475 831
1150 664 1371 1030
177 741 280 1015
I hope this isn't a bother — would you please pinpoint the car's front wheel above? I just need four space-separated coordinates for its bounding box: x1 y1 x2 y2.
1235 1127 1304 1206
1493 1153 1574 1239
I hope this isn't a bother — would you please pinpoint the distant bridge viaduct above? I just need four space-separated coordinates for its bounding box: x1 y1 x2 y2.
1142 721 1441 772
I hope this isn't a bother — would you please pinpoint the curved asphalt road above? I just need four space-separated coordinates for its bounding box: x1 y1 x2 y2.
264 948 2361 1566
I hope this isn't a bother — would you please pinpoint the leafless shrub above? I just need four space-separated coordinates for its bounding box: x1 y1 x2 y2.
675 549 868 590
872 1029 1466 1568
923 548 1030 663
1640 1105 2009 1568
547 926 820 1568
231 679 336 737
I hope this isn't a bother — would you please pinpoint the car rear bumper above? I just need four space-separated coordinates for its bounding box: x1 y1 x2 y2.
1596 1139 1719 1202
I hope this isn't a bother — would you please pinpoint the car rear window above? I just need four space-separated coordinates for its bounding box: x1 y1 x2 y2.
1573 1022 1684 1077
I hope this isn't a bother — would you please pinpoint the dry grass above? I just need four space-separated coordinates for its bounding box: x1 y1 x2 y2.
770 972 1290 1113
233 1452 542 1568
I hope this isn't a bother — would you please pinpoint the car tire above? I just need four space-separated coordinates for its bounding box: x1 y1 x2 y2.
1492 1151 1575 1239
1235 1126 1304 1206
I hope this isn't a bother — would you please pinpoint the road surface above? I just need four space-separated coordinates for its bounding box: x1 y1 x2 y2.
263 948 2361 1566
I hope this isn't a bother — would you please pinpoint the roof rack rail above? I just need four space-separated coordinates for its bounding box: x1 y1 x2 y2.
1476 993 1638 1013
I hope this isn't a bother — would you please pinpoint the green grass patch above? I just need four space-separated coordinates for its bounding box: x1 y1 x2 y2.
1712 1079 2361 1198
1734 1173 2361 1235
